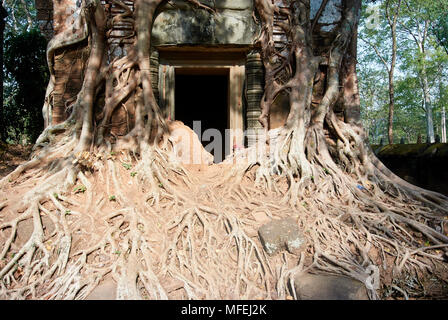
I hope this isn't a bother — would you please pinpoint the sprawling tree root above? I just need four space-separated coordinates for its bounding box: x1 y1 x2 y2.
0 147 284 299
1 0 448 300
0 0 276 299
223 0 448 299
2 130 447 300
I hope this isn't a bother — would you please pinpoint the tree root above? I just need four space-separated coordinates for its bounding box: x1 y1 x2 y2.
1 131 447 300
222 124 448 299
1 0 447 301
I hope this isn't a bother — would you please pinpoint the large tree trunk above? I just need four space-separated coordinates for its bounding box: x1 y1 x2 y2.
442 106 447 143
0 0 447 300
387 13 398 145
0 5 7 142
386 0 401 145
422 67 435 143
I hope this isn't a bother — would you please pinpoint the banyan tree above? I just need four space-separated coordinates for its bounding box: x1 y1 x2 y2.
0 0 447 300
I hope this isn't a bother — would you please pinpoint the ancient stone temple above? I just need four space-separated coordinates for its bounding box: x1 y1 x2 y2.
151 0 271 155
34 0 305 157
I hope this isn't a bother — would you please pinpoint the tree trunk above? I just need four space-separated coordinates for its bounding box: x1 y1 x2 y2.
422 67 435 143
387 70 395 144
0 5 7 142
442 106 447 143
387 24 397 145
386 0 401 145
0 0 447 300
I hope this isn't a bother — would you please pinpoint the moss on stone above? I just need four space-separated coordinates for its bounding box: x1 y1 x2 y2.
376 144 431 158
421 143 448 158
373 143 448 159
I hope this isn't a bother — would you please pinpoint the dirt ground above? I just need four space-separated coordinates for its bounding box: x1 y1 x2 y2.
0 143 32 179
0 143 447 300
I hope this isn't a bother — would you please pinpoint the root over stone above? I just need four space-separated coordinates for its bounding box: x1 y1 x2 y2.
0 0 447 300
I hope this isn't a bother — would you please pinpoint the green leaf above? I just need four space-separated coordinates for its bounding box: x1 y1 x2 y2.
122 163 132 170
73 185 87 194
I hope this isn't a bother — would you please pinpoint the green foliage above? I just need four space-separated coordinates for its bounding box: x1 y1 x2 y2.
3 28 48 143
2 0 37 33
122 163 132 170
393 78 428 142
431 13 448 54
73 185 87 194
358 0 448 144
358 64 389 143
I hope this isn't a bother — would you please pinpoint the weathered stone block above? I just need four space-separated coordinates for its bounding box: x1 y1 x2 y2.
169 0 252 10
258 217 305 255
85 278 117 300
373 143 448 196
152 5 259 46
214 0 253 10
294 273 369 300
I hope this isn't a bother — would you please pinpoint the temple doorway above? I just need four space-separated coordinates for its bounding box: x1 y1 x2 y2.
174 69 229 162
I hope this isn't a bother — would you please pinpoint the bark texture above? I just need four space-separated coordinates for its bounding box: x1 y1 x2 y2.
0 0 447 300
0 5 7 142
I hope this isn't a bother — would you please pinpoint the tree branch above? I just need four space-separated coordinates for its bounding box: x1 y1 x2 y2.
359 36 390 72
185 0 215 14
311 0 329 33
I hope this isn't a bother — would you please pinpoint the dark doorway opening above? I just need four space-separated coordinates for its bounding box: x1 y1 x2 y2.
175 71 229 163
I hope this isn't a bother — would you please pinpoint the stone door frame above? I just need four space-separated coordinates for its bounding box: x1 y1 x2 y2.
157 47 247 152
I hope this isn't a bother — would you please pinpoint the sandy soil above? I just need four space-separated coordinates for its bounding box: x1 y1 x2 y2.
0 143 447 300
0 143 32 179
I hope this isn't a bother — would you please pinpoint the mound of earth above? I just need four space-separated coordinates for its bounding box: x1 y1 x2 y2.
167 121 214 166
